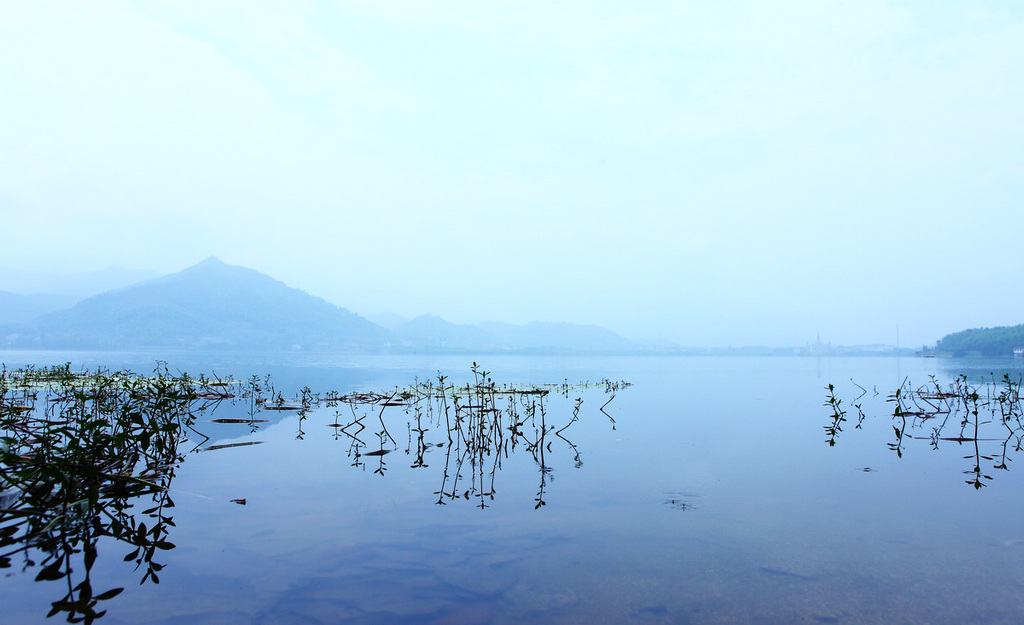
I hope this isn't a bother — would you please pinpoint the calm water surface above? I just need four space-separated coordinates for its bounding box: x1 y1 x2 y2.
3 351 1024 624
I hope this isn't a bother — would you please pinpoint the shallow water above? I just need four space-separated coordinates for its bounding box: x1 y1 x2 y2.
4 352 1024 624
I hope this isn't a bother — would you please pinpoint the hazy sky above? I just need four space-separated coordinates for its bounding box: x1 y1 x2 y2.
2 1 1022 348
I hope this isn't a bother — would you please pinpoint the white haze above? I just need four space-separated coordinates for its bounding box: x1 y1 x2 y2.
1 1 1022 348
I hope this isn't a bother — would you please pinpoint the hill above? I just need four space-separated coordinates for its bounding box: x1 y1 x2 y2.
393 315 497 351
18 257 389 350
387 316 641 353
0 291 77 325
0 265 161 298
934 325 1024 357
1 257 659 354
479 321 637 353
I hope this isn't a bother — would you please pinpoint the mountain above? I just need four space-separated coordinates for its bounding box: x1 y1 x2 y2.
480 321 637 353
0 291 77 325
18 257 388 350
1 257 661 354
393 315 497 351
389 316 640 353
365 311 412 331
0 265 162 298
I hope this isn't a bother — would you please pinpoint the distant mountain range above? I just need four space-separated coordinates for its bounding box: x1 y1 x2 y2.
388 315 637 353
0 265 162 299
0 291 77 325
0 257 656 354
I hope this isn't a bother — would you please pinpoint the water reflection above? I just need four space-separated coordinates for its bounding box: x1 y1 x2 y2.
0 363 229 623
266 363 624 510
1 362 624 622
827 373 1024 489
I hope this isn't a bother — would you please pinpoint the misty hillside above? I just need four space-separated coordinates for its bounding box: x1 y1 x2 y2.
0 291 77 325
0 265 162 299
389 317 640 353
393 315 496 351
21 257 389 350
479 321 636 352
935 325 1024 357
365 311 412 331
0 257 658 354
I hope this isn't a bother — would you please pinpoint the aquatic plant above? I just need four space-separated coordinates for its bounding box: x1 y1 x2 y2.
313 366 621 509
2 362 627 621
826 373 1024 489
0 363 232 623
823 384 846 447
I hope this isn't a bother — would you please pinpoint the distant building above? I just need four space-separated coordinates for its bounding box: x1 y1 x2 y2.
808 334 831 356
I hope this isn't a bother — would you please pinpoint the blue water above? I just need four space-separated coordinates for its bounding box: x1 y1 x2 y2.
3 351 1024 624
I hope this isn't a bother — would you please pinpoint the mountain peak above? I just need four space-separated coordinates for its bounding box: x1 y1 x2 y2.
195 256 227 267
25 258 389 350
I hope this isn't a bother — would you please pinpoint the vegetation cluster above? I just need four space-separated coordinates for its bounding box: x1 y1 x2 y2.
826 373 1024 489
316 363 625 509
2 362 626 622
0 363 233 623
932 324 1024 357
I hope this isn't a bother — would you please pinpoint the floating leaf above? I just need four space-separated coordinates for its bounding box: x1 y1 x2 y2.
202 441 264 452
208 418 268 424
35 559 65 582
93 588 125 601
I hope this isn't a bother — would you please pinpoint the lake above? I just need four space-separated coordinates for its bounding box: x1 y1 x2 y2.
4 351 1024 624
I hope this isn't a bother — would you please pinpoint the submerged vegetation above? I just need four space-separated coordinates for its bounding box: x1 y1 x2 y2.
1 362 626 622
826 373 1024 489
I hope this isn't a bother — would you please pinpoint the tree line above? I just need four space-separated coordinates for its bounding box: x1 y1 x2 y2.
935 324 1024 356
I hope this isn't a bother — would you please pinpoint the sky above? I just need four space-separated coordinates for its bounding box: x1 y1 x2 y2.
1 1 1022 348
